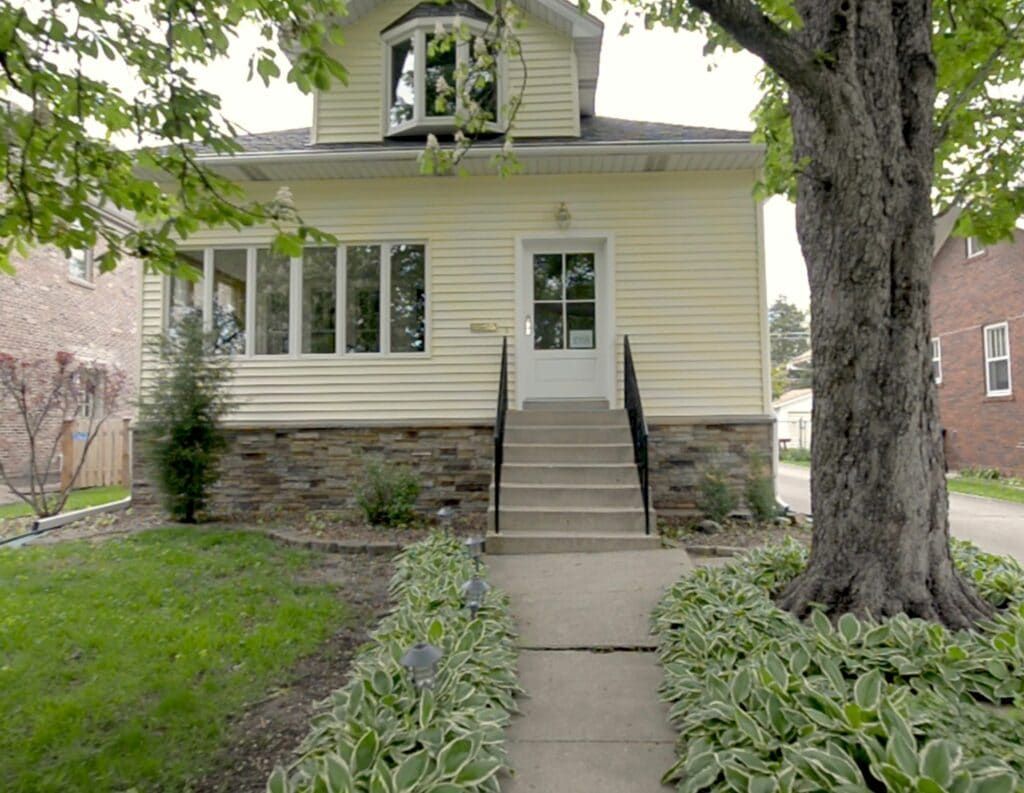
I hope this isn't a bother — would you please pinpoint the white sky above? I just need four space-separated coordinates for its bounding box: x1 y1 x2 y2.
194 8 811 309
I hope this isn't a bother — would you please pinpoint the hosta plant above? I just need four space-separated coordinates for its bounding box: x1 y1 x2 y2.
267 532 521 793
654 539 1024 792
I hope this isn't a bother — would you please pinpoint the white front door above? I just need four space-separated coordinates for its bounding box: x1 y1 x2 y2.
517 237 613 405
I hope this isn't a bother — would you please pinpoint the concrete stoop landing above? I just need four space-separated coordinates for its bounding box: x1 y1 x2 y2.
488 401 658 554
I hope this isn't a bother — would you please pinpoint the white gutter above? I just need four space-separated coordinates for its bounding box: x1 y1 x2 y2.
194 139 763 167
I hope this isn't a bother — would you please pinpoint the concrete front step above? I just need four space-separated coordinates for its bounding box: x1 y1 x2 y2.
490 482 643 509
523 399 610 411
501 463 640 486
505 425 632 445
486 532 661 554
504 443 634 464
506 408 628 427
488 506 649 533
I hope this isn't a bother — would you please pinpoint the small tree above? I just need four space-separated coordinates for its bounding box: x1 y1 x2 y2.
696 465 738 524
0 351 126 517
138 315 234 523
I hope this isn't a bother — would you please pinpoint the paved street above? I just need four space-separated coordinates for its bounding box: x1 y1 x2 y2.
777 463 1024 561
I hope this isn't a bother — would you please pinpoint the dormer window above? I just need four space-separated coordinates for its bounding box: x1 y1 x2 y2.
382 1 499 136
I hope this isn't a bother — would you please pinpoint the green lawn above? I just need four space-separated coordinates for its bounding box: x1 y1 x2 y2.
779 448 811 466
0 528 350 792
0 484 130 519
948 476 1024 504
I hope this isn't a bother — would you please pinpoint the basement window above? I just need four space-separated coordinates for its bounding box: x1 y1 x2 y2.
966 236 986 258
983 322 1012 397
382 2 499 136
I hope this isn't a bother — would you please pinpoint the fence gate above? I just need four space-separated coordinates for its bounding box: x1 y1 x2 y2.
61 418 132 490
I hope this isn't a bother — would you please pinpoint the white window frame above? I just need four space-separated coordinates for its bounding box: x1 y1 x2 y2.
966 236 986 258
983 322 1012 397
930 337 942 384
380 17 502 137
67 249 94 285
165 243 430 360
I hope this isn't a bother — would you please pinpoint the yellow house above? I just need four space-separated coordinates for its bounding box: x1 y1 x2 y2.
137 0 773 544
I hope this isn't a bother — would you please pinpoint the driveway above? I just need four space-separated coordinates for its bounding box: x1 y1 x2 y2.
777 463 1024 562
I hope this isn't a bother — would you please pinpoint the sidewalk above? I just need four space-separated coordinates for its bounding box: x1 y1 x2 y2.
489 549 694 792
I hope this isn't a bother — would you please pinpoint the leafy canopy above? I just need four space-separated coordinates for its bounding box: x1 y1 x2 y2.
0 0 350 276
611 0 1024 241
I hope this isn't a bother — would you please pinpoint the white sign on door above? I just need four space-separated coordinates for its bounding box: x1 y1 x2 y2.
569 329 594 349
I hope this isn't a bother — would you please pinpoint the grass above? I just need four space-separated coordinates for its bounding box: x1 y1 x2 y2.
779 447 811 466
0 484 130 519
0 528 350 792
948 475 1024 504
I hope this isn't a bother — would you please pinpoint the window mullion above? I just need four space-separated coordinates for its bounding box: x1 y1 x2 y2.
337 246 346 355
202 248 214 333
245 248 256 358
415 30 425 125
381 244 391 354
290 254 302 357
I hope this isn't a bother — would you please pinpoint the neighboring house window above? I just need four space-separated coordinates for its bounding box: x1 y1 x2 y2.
966 236 986 258
983 322 1012 396
382 4 499 136
931 337 942 384
76 370 104 420
167 243 427 358
68 249 93 283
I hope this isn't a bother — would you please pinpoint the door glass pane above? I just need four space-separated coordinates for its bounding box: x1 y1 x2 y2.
533 254 563 300
302 247 336 354
389 39 415 128
534 303 563 350
565 253 595 300
425 34 456 117
390 244 426 353
212 249 247 354
346 245 381 353
255 249 291 355
567 302 596 349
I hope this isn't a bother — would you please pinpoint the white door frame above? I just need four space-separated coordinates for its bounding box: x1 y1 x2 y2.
513 232 616 408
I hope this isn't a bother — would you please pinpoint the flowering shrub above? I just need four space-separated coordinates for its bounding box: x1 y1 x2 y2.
0 351 126 516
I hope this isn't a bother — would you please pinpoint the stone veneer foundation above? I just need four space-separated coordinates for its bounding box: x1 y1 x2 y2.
133 418 773 521
647 418 775 520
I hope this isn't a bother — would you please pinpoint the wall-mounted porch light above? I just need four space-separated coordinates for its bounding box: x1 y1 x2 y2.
555 202 572 230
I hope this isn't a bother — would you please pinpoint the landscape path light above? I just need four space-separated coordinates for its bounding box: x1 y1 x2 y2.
461 575 491 618
400 642 444 691
464 535 485 569
437 505 456 532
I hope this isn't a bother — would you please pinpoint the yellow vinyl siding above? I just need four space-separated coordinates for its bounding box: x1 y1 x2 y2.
139 170 766 424
314 0 580 143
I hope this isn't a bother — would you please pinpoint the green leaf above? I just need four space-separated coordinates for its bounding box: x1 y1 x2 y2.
267 766 289 793
395 751 429 789
427 618 444 645
837 613 860 643
455 758 501 785
763 653 789 689
352 729 379 773
439 737 473 776
323 754 353 791
973 773 1015 793
853 669 883 711
732 667 754 702
919 740 958 787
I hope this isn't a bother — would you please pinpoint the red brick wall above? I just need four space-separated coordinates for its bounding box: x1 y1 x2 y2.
0 245 139 482
930 229 1024 475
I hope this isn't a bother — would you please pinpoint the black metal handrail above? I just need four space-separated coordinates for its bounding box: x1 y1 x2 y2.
624 335 651 534
493 337 509 534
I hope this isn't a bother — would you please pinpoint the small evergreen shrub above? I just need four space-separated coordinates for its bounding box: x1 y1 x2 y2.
356 460 421 527
696 465 738 524
138 314 233 523
745 454 778 523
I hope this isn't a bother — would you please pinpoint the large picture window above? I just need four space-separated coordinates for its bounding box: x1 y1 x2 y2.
166 243 428 358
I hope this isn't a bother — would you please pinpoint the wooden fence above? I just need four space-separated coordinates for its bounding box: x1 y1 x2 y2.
61 418 132 490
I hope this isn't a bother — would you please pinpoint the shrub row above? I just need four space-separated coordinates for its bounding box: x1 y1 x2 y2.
268 532 520 793
653 539 1024 793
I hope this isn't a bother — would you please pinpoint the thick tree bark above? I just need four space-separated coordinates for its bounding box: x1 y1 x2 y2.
698 0 992 627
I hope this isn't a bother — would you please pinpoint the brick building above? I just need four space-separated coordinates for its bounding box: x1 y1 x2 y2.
931 222 1024 476
0 214 139 488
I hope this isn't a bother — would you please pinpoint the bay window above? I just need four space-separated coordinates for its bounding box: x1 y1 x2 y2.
382 5 499 136
166 243 428 358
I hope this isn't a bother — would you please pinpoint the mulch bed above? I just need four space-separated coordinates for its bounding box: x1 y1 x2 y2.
189 552 395 793
668 518 812 553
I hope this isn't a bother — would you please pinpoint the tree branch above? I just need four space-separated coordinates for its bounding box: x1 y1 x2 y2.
688 0 823 95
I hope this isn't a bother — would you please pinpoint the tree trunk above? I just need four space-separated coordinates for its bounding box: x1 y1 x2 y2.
771 0 991 629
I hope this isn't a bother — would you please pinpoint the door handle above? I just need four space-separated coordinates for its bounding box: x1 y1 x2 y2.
524 314 532 337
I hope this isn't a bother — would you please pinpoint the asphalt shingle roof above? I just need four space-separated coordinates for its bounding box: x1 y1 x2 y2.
196 116 752 157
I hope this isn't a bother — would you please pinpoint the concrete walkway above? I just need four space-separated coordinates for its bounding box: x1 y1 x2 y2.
490 549 694 792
